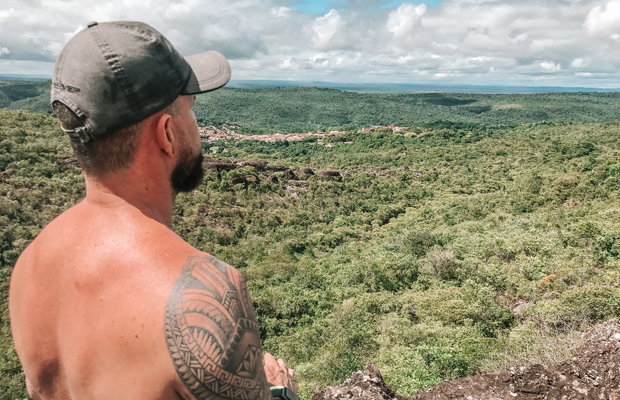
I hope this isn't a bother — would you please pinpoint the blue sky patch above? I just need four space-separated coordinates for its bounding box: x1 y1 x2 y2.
293 0 442 14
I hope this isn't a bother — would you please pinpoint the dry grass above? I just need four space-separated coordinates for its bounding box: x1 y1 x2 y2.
480 319 587 373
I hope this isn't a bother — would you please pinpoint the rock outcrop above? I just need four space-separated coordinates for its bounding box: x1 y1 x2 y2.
312 362 406 400
319 170 343 181
298 168 315 176
312 319 620 400
283 169 298 180
202 158 289 173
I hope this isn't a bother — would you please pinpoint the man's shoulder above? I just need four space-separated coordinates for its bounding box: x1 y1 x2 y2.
165 254 254 326
171 254 244 283
16 201 95 262
164 254 269 400
12 200 207 299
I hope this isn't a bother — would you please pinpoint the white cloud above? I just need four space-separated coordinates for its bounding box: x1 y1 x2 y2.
310 10 346 51
64 25 85 44
279 57 296 70
0 47 10 56
540 61 561 71
0 0 618 86
571 58 590 68
0 8 18 23
584 1 620 36
433 72 461 79
386 3 426 38
271 7 292 18
0 59 55 75
46 41 63 57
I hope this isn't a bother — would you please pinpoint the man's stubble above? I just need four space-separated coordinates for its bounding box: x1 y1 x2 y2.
170 147 204 193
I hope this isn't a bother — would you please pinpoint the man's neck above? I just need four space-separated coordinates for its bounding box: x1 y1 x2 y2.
84 170 176 228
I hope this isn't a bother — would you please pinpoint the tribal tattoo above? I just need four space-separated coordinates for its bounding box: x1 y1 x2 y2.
165 255 270 400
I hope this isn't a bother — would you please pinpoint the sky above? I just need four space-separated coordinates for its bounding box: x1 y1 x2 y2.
1 0 620 87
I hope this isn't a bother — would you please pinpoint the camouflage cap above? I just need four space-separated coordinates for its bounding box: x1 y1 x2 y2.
51 21 231 143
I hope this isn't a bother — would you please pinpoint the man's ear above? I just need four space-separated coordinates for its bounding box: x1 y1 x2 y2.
155 112 175 157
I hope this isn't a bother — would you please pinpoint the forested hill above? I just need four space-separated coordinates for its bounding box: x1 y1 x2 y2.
4 106 620 399
3 83 620 400
1 80 620 134
194 88 620 134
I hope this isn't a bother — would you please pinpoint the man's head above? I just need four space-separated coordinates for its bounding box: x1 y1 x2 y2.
55 95 203 192
51 21 230 188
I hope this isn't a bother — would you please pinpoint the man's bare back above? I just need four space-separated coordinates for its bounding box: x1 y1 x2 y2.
11 199 203 399
9 21 296 400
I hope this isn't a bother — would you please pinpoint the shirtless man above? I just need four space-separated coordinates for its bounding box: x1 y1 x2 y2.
9 21 297 400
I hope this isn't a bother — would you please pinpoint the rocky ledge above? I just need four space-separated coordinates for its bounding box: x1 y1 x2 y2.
312 319 620 400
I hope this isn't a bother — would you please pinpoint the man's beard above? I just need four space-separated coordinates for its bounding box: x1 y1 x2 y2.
170 148 204 193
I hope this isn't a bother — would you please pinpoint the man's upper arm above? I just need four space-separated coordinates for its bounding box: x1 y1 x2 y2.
164 255 271 400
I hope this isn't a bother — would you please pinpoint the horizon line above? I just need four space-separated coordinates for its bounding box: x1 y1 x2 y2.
1 74 619 93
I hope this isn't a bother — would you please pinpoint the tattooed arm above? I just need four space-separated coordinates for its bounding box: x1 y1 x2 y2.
165 255 272 400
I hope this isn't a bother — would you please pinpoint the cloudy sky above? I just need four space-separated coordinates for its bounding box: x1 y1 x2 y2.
1 0 620 87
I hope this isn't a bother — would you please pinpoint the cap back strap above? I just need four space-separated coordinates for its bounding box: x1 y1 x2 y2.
62 126 94 143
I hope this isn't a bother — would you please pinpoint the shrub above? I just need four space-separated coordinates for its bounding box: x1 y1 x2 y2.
525 285 620 325
379 346 443 396
338 250 419 292
242 251 298 281
417 345 471 380
403 283 512 337
427 250 460 281
553 172 581 202
527 172 544 195
374 205 406 225
401 230 447 258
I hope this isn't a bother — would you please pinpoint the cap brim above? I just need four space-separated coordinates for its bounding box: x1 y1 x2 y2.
182 50 231 95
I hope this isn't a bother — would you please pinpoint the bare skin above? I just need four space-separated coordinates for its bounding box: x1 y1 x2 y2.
9 95 296 400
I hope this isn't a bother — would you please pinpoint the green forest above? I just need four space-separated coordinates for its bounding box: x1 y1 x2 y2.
3 79 620 133
2 82 620 399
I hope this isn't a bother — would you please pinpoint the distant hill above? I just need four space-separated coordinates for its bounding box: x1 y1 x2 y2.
0 80 52 114
2 79 620 135
195 87 620 134
0 74 51 81
227 79 620 94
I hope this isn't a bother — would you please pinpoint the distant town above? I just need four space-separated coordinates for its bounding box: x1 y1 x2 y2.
198 124 411 143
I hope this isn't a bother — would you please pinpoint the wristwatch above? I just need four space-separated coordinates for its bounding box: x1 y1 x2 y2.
270 386 299 400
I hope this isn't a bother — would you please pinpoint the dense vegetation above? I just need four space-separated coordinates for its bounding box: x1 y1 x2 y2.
3 79 620 133
0 80 53 115
193 88 620 134
193 120 620 397
2 86 620 399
